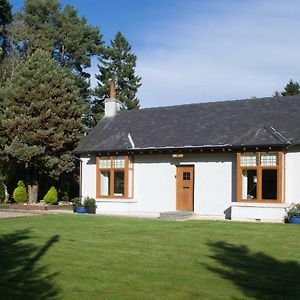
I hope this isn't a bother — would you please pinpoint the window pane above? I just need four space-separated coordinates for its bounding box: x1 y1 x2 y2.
262 170 277 199
261 153 278 166
114 171 124 196
100 171 110 196
113 156 125 168
183 172 190 180
241 153 257 166
99 157 111 168
128 169 133 198
242 170 257 199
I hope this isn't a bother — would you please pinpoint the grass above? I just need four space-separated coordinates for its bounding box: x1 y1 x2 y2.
1 215 300 300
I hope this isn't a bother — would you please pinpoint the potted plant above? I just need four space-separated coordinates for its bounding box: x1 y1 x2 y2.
287 204 300 224
83 197 97 214
71 197 86 213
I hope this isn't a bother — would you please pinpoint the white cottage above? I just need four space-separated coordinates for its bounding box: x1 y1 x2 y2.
74 87 300 222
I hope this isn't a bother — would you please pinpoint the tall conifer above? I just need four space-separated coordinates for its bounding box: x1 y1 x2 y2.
1 50 85 201
93 32 141 123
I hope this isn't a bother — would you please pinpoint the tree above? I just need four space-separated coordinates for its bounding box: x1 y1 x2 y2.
93 31 141 123
281 79 300 96
1 50 85 202
10 0 103 128
11 0 103 76
0 0 12 59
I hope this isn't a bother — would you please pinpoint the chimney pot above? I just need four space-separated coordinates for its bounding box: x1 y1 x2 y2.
104 79 121 117
110 80 115 99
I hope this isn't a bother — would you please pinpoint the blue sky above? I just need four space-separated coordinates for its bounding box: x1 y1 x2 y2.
10 0 300 107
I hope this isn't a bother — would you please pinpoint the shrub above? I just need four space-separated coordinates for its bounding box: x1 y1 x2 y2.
58 189 69 202
287 203 300 218
83 197 96 214
83 197 96 208
72 197 82 212
43 186 58 204
13 181 28 203
0 183 5 202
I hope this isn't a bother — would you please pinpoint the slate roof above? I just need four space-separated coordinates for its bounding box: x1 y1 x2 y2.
74 95 300 154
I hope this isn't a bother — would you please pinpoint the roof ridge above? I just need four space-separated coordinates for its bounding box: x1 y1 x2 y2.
123 95 300 112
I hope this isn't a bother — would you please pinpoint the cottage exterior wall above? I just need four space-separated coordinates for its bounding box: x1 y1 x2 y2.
80 150 299 222
285 148 300 205
81 153 236 217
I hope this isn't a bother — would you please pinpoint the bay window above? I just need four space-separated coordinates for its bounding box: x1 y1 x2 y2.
237 152 283 203
96 156 133 198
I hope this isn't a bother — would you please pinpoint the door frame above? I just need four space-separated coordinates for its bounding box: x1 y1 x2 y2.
176 165 195 211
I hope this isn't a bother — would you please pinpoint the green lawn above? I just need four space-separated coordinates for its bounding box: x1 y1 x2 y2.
1 215 300 300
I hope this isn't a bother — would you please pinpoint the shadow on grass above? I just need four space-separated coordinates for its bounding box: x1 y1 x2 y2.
206 241 300 300
0 229 60 300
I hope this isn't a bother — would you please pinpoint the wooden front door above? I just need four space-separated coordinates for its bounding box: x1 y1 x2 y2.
176 165 194 211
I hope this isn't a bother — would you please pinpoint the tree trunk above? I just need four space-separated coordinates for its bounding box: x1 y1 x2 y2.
28 181 38 203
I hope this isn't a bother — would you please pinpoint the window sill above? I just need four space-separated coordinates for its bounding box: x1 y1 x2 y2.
95 198 137 203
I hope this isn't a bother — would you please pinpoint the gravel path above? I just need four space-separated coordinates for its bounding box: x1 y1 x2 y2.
0 210 39 218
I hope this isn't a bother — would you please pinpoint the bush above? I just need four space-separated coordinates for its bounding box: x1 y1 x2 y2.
83 197 96 214
58 189 69 202
43 186 58 204
0 183 5 202
287 203 300 218
83 197 96 208
13 180 28 203
72 197 82 212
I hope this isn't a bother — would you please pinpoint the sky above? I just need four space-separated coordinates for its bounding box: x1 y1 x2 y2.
10 0 300 108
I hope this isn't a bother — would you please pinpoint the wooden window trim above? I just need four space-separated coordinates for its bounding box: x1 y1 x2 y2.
237 152 283 203
96 155 134 199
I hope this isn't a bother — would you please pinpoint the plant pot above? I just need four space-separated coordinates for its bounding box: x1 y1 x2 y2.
85 206 96 214
76 207 87 214
289 216 300 224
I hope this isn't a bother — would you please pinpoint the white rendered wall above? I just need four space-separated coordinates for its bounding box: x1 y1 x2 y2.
231 202 288 222
80 150 300 221
80 153 236 217
285 148 300 205
81 155 96 200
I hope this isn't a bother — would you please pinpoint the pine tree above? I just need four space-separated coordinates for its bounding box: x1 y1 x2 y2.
9 0 103 128
1 50 85 202
281 79 300 96
93 32 141 123
0 0 12 59
11 0 103 76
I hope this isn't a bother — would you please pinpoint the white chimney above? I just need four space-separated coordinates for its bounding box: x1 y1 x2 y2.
104 80 121 117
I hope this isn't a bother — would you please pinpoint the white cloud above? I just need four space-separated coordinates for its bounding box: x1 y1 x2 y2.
135 0 300 107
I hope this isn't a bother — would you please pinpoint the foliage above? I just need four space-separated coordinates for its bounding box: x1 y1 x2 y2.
58 190 69 202
287 203 300 218
10 0 103 75
0 182 5 201
1 50 85 180
71 197 81 212
0 0 12 59
83 197 96 208
43 186 58 204
12 180 27 202
281 79 300 96
8 0 103 129
93 31 141 123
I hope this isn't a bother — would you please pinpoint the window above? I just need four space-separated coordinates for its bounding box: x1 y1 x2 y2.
96 156 133 198
183 172 191 180
237 152 283 203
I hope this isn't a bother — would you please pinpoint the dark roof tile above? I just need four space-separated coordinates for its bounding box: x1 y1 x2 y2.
74 95 300 153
